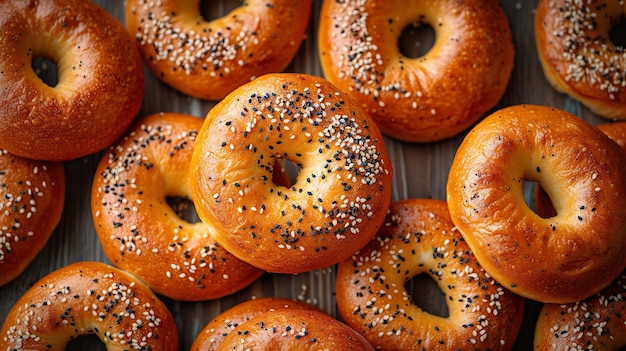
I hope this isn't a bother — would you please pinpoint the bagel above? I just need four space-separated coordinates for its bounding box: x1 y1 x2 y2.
191 296 323 351
447 104 626 303
92 112 263 301
534 271 626 350
0 0 144 161
598 121 626 150
318 0 514 142
336 199 525 350
190 73 393 273
0 261 178 350
535 0 626 119
216 308 375 351
534 121 626 218
125 0 313 100
0 151 65 286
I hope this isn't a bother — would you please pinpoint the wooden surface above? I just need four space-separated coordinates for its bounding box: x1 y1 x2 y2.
0 1 614 350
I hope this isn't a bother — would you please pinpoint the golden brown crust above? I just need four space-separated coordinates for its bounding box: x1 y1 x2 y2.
125 0 313 100
598 121 626 151
191 297 323 351
0 261 178 350
336 199 525 350
534 121 626 218
447 104 626 303
0 151 65 286
190 73 393 273
91 113 263 301
0 0 144 161
534 272 626 350
535 0 626 120
215 309 375 351
318 0 514 142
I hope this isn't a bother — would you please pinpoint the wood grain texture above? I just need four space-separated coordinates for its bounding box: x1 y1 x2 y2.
0 1 612 350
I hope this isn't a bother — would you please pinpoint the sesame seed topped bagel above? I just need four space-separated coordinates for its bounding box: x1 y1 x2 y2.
125 0 313 100
92 112 263 301
534 271 626 350
0 261 178 351
191 297 324 351
190 73 393 274
215 308 375 351
535 0 626 119
447 104 626 303
318 0 514 142
336 199 525 350
0 151 65 287
0 0 144 161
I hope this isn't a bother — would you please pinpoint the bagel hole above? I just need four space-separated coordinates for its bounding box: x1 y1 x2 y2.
166 196 201 223
66 334 106 351
406 273 449 318
199 0 242 22
526 181 557 219
273 158 300 188
32 56 58 87
610 15 626 49
398 20 435 59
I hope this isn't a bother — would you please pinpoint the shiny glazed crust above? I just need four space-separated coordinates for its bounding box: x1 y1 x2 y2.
0 151 65 286
534 272 626 350
0 0 144 161
0 261 178 350
447 104 626 303
535 0 626 119
335 199 525 350
598 121 626 150
318 0 514 142
125 0 313 100
215 309 375 351
534 121 626 218
91 113 263 301
191 297 323 351
190 73 393 274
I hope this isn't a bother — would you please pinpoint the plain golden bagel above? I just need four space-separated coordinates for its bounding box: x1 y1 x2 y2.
215 309 375 351
125 0 313 100
336 199 525 350
190 73 393 274
535 0 626 119
0 151 65 286
0 0 144 161
92 113 263 301
534 121 626 218
447 104 626 303
0 261 178 350
191 297 323 351
318 0 514 142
